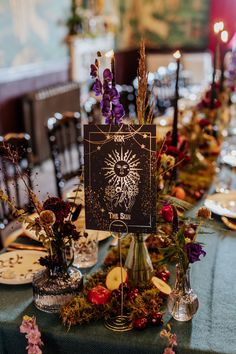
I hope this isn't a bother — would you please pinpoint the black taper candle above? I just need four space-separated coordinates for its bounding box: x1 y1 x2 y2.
220 30 228 92
111 52 116 87
210 35 218 109
172 51 181 148
211 22 224 108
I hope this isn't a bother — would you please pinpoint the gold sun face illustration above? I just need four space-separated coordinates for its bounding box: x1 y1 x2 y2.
103 147 142 212
103 147 141 187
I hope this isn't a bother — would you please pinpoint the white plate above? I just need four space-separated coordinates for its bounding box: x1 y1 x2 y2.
222 154 236 167
4 228 25 247
204 191 236 218
65 186 85 205
98 231 111 241
0 250 46 285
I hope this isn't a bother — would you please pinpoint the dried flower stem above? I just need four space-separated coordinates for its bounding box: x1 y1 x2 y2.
136 40 154 125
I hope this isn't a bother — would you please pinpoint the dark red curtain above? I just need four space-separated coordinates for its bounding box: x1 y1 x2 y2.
209 0 236 50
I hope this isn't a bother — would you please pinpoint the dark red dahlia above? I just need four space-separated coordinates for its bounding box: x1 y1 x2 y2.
43 197 70 222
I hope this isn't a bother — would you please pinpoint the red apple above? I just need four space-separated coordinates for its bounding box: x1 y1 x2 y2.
156 270 170 281
133 317 148 330
105 266 128 291
149 312 163 326
194 191 202 200
151 276 171 297
87 285 111 305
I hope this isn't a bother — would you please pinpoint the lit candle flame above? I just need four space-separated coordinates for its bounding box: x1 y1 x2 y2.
173 50 181 59
221 30 228 43
214 21 224 34
105 49 114 58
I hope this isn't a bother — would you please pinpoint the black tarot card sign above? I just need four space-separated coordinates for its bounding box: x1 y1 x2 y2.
84 125 156 233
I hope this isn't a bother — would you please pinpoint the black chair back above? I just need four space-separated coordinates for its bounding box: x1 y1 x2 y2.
46 112 83 199
0 133 33 247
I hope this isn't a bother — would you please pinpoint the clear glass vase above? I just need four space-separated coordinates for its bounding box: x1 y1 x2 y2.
125 233 153 288
167 264 199 321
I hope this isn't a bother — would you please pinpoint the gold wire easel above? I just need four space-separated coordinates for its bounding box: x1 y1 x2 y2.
104 220 132 332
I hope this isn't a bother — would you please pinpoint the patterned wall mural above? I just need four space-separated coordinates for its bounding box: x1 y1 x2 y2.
0 0 210 71
0 0 70 69
118 0 210 49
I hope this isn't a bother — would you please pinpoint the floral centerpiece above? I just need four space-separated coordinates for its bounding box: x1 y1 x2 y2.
0 186 83 312
61 41 213 330
0 145 83 313
158 204 211 321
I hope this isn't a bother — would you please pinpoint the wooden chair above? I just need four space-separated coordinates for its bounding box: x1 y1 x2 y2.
0 133 33 248
46 112 83 199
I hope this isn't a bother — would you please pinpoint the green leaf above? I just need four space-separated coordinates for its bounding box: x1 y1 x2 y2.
163 196 193 211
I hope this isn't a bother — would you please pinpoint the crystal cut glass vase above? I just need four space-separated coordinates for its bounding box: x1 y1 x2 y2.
32 250 83 313
167 264 199 321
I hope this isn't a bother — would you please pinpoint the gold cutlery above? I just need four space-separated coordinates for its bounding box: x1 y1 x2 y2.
221 216 236 230
7 242 46 252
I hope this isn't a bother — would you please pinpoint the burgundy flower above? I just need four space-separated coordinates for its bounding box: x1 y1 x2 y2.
160 204 174 222
90 64 98 79
166 146 179 157
59 221 80 240
93 79 102 96
199 118 211 129
185 243 206 263
165 143 190 165
43 197 70 222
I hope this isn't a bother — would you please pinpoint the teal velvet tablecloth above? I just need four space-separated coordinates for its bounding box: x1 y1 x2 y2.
1 227 236 354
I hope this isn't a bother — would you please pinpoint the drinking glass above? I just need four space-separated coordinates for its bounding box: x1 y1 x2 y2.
73 230 98 268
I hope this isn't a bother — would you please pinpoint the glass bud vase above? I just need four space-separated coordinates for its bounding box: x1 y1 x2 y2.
125 233 153 288
167 264 199 321
32 252 83 313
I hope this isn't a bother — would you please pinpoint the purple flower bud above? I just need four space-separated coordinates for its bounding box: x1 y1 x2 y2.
93 79 102 96
105 116 112 124
185 243 206 263
101 97 110 110
110 87 120 105
112 103 125 124
101 97 112 118
103 68 113 82
103 80 112 94
102 107 112 118
90 64 98 79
